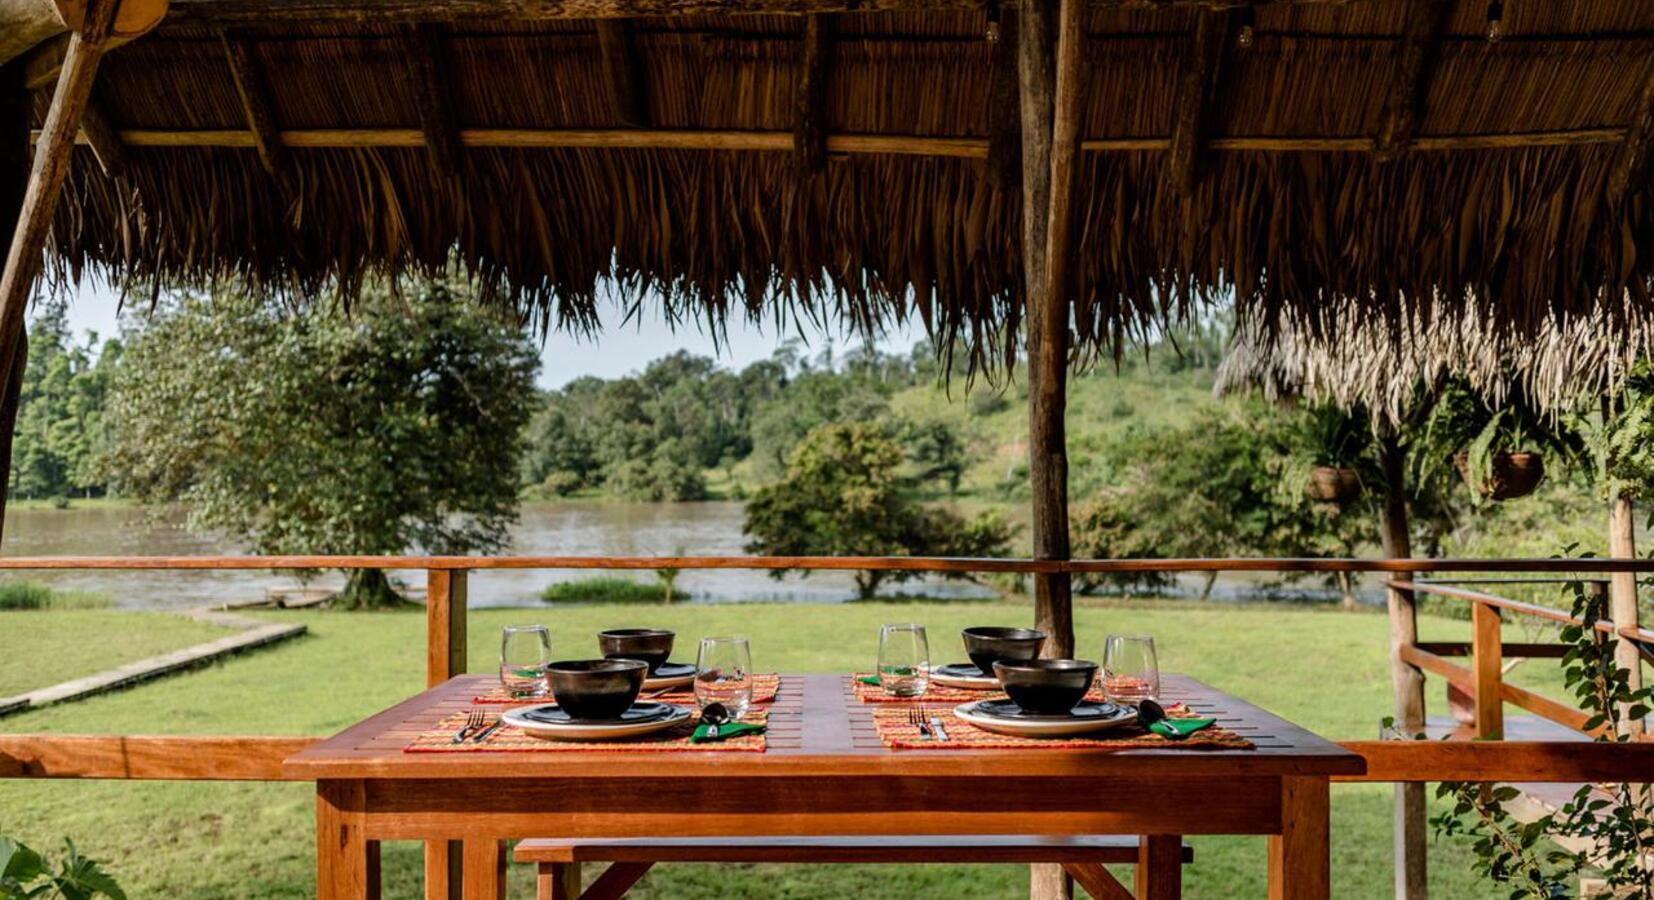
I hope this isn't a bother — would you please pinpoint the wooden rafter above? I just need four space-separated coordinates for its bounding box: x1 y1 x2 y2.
1606 56 1654 210
986 9 1020 191
596 20 648 128
792 15 831 174
1166 9 1228 194
78 98 129 178
20 34 68 91
162 0 1351 24
218 30 288 176
1375 0 1449 161
405 23 462 174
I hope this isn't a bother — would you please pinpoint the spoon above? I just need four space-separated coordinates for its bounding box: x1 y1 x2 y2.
701 702 731 739
1135 698 1181 740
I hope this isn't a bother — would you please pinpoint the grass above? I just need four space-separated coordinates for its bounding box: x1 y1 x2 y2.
0 609 232 697
541 576 668 604
0 581 113 611
0 599 1571 899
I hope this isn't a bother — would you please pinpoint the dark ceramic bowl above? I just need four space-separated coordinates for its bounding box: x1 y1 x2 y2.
962 626 1047 675
992 659 1098 715
547 659 647 720
598 628 676 674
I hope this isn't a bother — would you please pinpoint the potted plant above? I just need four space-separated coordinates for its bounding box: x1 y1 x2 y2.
1419 380 1581 503
1286 402 1370 504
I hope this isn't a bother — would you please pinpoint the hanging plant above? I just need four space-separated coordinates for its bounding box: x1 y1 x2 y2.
1417 380 1583 504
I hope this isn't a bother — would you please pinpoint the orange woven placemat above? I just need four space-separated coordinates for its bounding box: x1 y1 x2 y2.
871 705 1252 751
851 674 1106 705
405 708 767 753
473 673 781 706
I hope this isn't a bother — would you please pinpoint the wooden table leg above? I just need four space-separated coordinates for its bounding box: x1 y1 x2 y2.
1269 776 1331 900
538 861 580 900
461 839 506 900
426 840 462 900
316 780 372 900
1136 834 1183 899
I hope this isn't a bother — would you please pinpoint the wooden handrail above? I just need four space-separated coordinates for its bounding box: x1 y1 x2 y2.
1392 580 1654 644
1402 638 1599 736
1 555 1654 573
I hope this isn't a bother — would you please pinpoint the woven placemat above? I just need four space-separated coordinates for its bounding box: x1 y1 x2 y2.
871 704 1252 751
474 673 781 706
406 708 768 753
851 674 1107 705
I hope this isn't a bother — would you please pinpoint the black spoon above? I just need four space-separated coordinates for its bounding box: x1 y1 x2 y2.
1135 698 1182 740
701 702 731 739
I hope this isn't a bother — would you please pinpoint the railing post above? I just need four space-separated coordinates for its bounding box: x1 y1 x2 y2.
1379 434 1428 900
1606 493 1644 736
425 567 468 900
1471 600 1504 740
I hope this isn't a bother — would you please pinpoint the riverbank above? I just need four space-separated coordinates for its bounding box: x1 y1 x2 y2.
0 600 1574 898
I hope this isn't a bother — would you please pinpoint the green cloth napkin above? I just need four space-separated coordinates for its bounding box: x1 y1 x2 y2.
1148 717 1214 739
857 675 881 686
689 721 766 744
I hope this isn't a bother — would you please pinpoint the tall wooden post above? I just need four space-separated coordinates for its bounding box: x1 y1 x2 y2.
1379 434 1428 899
1019 0 1076 661
1608 490 1642 730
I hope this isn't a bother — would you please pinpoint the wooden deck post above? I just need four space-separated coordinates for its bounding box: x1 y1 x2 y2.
1608 489 1643 732
1471 600 1504 740
1378 434 1428 899
425 567 469 900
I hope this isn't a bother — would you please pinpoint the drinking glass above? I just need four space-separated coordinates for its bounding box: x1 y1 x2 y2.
877 623 930 698
694 636 754 720
1102 634 1160 704
499 625 552 698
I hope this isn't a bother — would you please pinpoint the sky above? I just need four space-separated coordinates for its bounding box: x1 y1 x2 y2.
57 278 926 389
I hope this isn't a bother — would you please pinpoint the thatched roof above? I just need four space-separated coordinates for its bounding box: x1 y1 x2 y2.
15 1 1654 355
1213 303 1654 425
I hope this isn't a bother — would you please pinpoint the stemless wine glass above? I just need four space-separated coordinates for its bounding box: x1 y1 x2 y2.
877 623 930 697
694 636 754 720
499 625 552 698
1102 634 1160 704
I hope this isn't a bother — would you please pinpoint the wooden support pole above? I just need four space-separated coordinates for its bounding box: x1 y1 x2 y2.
986 10 1021 191
406 24 463 175
596 20 648 129
1374 0 1448 160
219 31 288 176
0 0 119 548
1472 600 1504 740
1606 494 1643 730
1166 9 1227 194
792 15 831 174
1378 434 1427 900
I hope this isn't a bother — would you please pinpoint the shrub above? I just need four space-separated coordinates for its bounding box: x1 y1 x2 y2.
0 582 111 611
540 577 667 604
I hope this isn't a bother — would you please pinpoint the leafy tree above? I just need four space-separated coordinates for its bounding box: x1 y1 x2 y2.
102 280 539 608
0 836 125 900
8 304 117 502
743 422 1013 598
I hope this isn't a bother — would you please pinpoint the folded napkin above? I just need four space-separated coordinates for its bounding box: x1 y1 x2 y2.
690 721 766 744
857 675 882 686
1148 716 1214 739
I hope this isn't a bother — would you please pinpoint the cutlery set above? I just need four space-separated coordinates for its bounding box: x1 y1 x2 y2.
906 707 950 742
452 709 501 744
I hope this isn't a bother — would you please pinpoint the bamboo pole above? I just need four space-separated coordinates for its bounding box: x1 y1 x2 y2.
1379 435 1428 900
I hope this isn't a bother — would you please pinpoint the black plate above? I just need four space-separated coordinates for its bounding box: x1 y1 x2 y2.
649 662 696 679
971 699 1121 722
520 701 675 726
935 662 991 679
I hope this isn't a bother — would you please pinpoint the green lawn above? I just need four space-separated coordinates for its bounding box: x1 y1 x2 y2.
0 610 233 697
0 601 1571 898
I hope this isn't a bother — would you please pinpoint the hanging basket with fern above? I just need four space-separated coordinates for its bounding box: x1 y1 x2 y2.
1305 465 1362 503
1453 451 1545 501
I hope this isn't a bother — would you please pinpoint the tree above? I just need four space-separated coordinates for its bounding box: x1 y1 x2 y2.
743 422 1013 598
102 280 539 608
8 303 117 502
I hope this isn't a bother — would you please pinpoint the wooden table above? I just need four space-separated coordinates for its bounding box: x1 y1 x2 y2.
285 674 1364 900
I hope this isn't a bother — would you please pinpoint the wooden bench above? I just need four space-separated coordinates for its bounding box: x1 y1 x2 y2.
515 835 1194 900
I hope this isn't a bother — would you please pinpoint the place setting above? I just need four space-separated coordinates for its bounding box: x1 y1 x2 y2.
471 626 780 706
854 624 1106 704
865 626 1254 750
406 629 769 753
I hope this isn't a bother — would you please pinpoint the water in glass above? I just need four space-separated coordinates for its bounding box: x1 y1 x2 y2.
1103 633 1160 704
500 624 552 698
694 636 753 720
877 623 930 697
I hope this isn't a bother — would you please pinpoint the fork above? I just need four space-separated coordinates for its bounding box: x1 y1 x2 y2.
908 707 933 740
925 708 950 742
452 708 486 743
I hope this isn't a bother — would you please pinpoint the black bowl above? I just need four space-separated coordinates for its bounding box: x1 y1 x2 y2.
598 628 676 674
962 626 1047 675
547 659 647 720
992 659 1098 715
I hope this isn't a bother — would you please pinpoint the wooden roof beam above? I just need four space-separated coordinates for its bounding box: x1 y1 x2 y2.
985 8 1019 191
1606 57 1654 212
792 15 830 174
1166 9 1228 195
1375 0 1449 161
77 97 128 178
218 30 287 176
405 23 462 173
163 0 1356 24
596 20 648 128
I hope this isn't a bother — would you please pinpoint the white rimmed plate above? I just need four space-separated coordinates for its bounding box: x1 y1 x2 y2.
502 702 692 742
642 662 696 691
953 699 1137 738
930 662 1000 691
